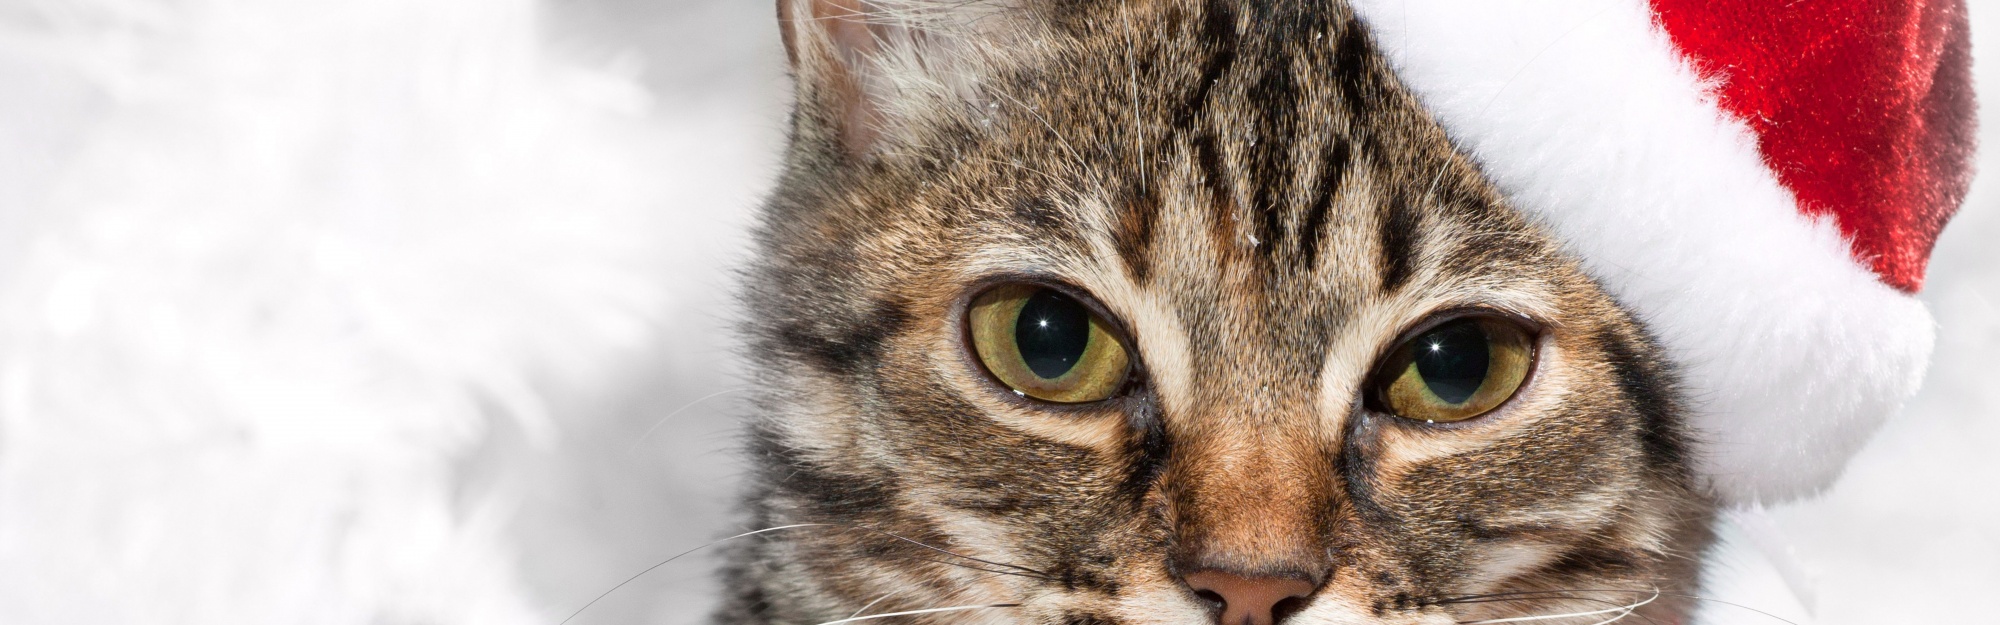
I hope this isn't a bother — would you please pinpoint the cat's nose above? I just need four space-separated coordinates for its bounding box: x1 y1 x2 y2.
1181 569 1316 625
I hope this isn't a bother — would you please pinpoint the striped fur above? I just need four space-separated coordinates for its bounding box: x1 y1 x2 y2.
721 1 1715 624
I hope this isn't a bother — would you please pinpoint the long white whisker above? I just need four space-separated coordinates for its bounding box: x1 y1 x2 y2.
1459 588 1658 625
1462 607 1629 625
811 603 1022 625
1582 609 1637 625
558 524 832 625
1439 595 1661 625
563 522 1050 624
1439 589 1796 625
847 591 904 620
627 387 748 453
835 525 1052 578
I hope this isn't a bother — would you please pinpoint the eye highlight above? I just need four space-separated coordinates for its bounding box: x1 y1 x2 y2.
1371 316 1534 423
967 284 1131 404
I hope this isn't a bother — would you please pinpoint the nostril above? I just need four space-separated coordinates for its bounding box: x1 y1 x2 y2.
1181 571 1315 625
1270 596 1308 624
1193 589 1226 610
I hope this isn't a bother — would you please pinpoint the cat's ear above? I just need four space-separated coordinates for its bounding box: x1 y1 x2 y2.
778 0 1017 157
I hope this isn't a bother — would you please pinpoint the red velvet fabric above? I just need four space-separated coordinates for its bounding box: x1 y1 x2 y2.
1652 0 1974 292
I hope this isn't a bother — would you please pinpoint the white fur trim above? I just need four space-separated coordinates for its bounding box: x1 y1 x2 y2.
1348 0 1935 503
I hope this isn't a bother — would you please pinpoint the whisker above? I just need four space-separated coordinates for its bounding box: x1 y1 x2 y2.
832 524 1056 579
1433 589 1799 625
626 387 748 453
1457 588 1657 625
558 524 828 625
1437 589 1634 604
810 603 1023 625
847 591 904 620
839 568 1019 623
560 522 1051 624
893 554 1055 581
1437 596 1663 625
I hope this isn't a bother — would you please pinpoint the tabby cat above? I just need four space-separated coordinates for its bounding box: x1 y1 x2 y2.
718 0 1714 624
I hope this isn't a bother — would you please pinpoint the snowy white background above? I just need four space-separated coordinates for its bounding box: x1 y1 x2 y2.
0 1 1990 624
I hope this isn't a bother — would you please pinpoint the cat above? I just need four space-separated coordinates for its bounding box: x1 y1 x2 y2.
717 0 1714 624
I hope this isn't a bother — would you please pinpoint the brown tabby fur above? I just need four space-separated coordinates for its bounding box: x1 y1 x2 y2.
719 0 1715 623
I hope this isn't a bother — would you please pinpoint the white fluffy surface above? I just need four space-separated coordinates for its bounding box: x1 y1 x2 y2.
0 0 680 622
0 1 1991 624
1347 0 1937 505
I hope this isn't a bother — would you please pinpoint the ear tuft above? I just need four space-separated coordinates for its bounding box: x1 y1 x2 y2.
778 0 1022 157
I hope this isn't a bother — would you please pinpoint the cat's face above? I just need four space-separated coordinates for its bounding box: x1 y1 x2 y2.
726 1 1712 624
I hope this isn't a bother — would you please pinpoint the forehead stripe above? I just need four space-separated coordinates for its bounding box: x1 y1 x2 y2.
1246 51 1300 265
1113 182 1162 283
1171 0 1239 133
1295 139 1353 271
1376 194 1420 293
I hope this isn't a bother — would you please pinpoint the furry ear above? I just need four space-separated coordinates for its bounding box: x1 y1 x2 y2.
778 0 1018 157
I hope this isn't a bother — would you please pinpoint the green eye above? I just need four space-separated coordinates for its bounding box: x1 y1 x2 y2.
1372 317 1534 423
967 284 1131 404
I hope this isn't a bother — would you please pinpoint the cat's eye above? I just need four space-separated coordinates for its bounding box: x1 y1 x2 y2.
1371 316 1535 423
967 284 1131 404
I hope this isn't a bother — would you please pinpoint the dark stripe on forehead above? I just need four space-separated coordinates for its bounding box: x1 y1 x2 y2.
1377 194 1420 292
1296 139 1351 269
1171 0 1238 132
1163 0 1239 265
1331 15 1377 122
1246 48 1298 263
1193 132 1241 254
1114 182 1161 282
1012 196 1068 232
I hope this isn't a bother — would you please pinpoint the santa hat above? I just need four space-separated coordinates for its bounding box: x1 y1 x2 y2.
1346 0 1974 504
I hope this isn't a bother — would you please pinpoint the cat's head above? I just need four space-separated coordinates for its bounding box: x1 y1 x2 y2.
729 1 1712 624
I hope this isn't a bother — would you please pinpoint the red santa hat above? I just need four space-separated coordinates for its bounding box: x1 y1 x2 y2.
1347 0 1974 503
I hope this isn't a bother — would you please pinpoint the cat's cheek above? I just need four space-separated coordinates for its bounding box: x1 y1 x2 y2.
1280 587 1433 625
1456 539 1564 596
766 370 871 456
974 399 1134 454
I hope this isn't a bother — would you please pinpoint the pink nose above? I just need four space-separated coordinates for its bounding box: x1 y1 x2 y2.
1182 570 1316 625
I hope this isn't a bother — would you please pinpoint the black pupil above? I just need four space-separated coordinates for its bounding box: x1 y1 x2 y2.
1412 321 1491 405
1015 289 1092 379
